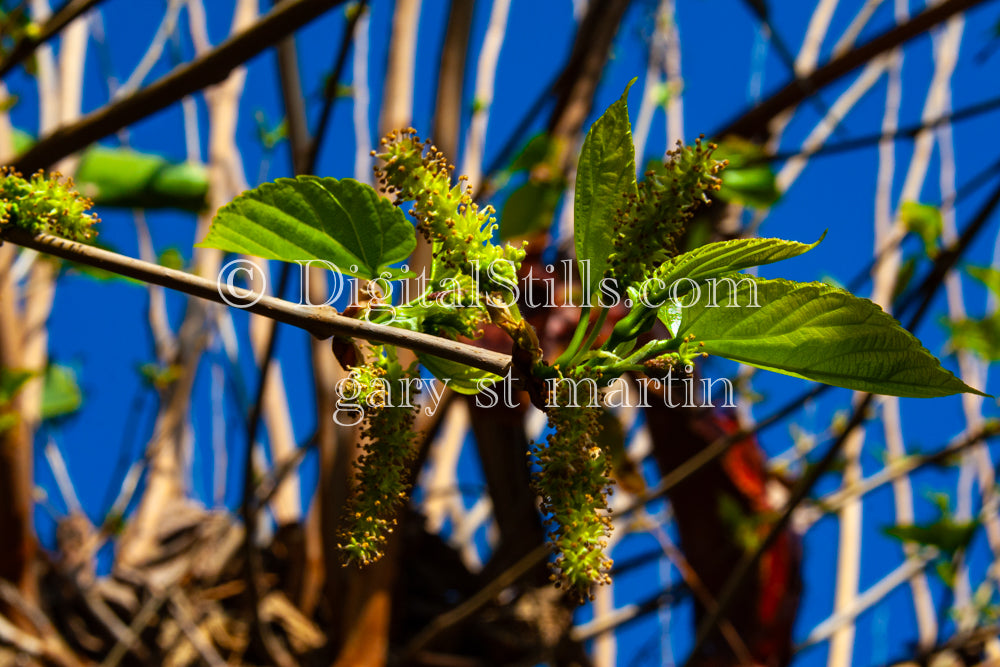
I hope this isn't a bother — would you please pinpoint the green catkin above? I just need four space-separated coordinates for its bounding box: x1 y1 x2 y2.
338 353 420 567
609 138 725 286
530 372 614 600
373 129 526 297
0 168 99 242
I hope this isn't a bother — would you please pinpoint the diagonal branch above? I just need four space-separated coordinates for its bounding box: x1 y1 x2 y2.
684 175 1000 663
715 0 990 140
11 0 349 173
0 229 514 377
0 0 107 80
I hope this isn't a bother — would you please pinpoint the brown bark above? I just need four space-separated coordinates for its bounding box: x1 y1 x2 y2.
332 538 402 667
117 0 257 571
0 246 38 616
431 0 475 161
645 404 801 667
549 0 631 170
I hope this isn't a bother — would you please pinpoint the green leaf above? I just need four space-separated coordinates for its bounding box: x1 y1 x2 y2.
884 518 978 556
652 81 672 108
0 413 17 436
649 235 823 331
138 362 183 390
198 176 417 280
73 146 208 211
500 179 564 240
416 353 501 395
712 139 780 208
966 264 1000 297
672 276 987 398
510 134 557 172
254 110 288 150
574 79 638 289
900 201 942 257
0 368 33 404
892 256 917 302
158 247 185 271
41 364 82 420
655 234 822 293
11 128 33 155
944 314 1000 361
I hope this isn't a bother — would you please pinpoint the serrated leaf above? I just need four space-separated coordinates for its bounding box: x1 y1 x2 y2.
672 276 987 398
574 80 637 290
41 364 82 420
650 235 823 331
198 176 416 280
416 353 501 395
655 234 822 292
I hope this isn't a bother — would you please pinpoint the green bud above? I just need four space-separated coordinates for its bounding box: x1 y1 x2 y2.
0 168 99 242
530 370 614 600
609 139 724 286
374 129 526 298
338 348 420 567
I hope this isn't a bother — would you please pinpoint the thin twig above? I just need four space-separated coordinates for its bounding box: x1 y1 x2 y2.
305 0 366 174
400 542 551 660
684 393 876 665
715 0 988 139
0 229 514 377
459 0 511 190
685 174 1000 664
769 93 1000 163
0 0 107 79
798 550 938 652
800 422 1000 528
115 0 185 98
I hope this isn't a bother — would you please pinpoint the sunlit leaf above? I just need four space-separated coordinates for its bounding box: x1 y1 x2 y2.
574 79 637 290
41 364 82 421
673 276 987 398
198 176 416 280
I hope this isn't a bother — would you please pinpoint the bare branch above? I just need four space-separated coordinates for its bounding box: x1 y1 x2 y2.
0 229 514 378
12 0 351 173
0 0 107 79
715 0 988 139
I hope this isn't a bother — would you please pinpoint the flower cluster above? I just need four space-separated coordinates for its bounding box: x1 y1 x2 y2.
530 372 614 599
338 351 419 567
0 168 98 242
609 138 724 285
374 129 526 298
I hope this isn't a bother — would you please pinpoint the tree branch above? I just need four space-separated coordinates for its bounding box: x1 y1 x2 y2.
0 0 107 80
715 0 989 140
683 176 1000 662
0 229 514 377
11 0 349 173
